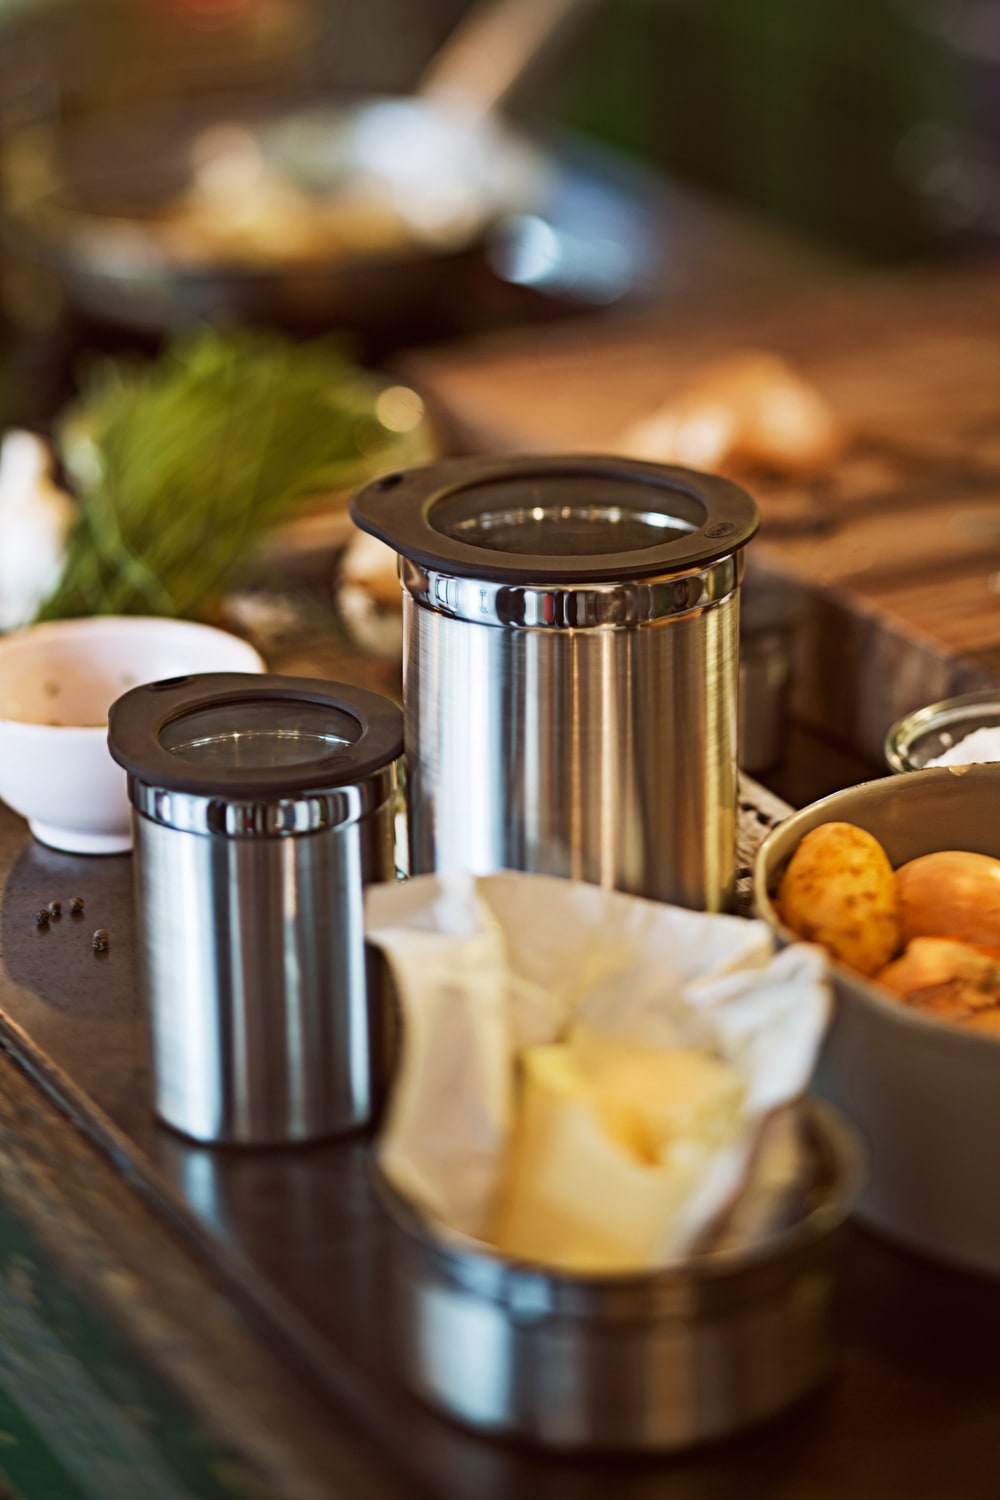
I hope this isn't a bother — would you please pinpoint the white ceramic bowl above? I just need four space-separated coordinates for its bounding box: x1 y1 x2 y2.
754 766 1000 1279
0 616 264 854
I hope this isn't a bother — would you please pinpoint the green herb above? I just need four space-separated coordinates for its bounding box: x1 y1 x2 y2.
37 327 427 621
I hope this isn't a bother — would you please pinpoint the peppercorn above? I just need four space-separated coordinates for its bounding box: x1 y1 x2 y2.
34 909 50 927
69 896 85 916
47 900 62 918
92 929 109 952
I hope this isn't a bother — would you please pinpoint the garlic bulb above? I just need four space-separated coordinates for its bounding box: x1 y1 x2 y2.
0 431 75 631
336 526 403 661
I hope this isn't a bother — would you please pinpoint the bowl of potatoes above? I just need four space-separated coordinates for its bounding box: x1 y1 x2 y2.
754 764 1000 1278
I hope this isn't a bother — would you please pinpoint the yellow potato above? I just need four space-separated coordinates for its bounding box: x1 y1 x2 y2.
777 821 900 977
896 850 1000 951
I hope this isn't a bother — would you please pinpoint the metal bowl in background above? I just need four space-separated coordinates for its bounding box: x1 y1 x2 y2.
378 1101 862 1453
739 579 802 775
754 766 1000 1278
885 688 1000 772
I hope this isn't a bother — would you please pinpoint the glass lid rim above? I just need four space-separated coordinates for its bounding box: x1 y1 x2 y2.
107 672 403 797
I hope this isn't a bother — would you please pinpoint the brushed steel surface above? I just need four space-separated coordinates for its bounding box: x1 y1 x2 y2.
403 558 742 910
133 776 396 1145
381 1103 862 1452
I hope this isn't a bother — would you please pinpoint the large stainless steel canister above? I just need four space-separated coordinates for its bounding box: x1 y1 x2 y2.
108 673 402 1146
351 456 759 910
379 1102 862 1453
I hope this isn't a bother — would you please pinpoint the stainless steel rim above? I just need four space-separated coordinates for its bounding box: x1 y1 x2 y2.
373 1100 865 1320
399 554 743 628
885 689 1000 772
130 766 396 837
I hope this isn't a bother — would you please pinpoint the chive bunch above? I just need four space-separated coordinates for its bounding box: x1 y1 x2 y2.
37 327 426 621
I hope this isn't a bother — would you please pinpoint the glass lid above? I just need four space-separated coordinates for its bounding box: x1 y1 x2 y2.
429 475 699 557
159 698 360 771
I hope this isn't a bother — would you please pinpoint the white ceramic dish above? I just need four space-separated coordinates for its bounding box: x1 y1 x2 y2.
0 616 264 854
754 765 1000 1279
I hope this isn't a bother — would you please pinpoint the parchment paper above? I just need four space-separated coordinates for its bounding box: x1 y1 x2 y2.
366 870 830 1266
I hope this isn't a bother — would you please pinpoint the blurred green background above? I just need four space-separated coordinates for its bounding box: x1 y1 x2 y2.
553 0 993 262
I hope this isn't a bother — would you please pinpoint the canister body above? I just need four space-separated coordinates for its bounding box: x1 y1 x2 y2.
403 561 741 911
132 779 396 1144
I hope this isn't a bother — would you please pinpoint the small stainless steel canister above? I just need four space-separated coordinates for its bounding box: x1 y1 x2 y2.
108 673 402 1146
379 1102 862 1452
351 456 759 911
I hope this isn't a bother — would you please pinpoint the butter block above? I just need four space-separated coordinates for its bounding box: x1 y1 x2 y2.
570 1024 743 1164
489 1038 744 1273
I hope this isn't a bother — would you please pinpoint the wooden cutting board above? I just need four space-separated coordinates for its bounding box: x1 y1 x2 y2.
401 262 1000 756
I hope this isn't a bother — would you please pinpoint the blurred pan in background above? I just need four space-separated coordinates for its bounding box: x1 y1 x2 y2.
0 0 667 341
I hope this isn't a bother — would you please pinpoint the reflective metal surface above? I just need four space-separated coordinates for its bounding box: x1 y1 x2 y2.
404 555 743 910
132 768 397 1146
400 554 740 626
738 581 802 775
380 1102 862 1452
130 777 385 838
